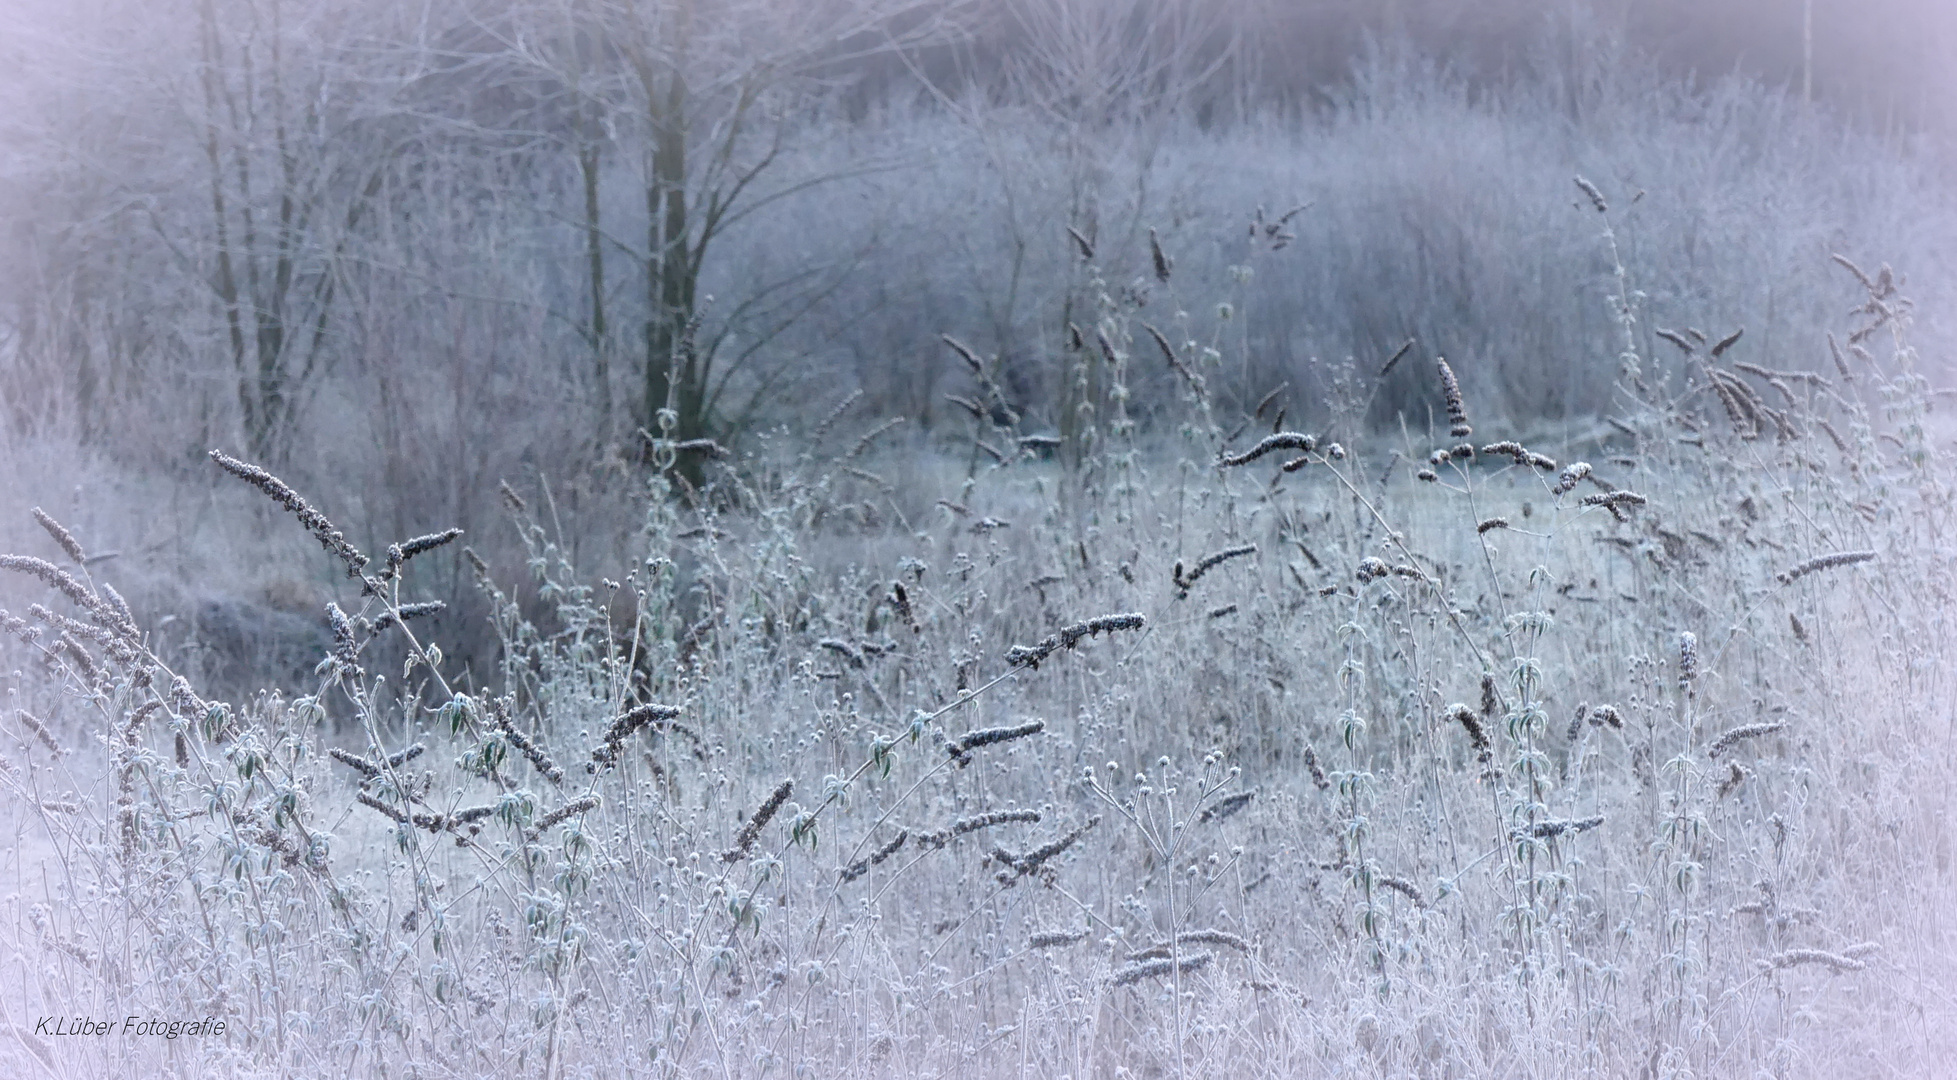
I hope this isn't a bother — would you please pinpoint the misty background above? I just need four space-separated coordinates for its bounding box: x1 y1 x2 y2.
2 0 1954 690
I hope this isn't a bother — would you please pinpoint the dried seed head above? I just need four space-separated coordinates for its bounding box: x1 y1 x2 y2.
992 816 1099 883
914 809 1041 850
0 555 133 640
1717 761 1749 799
849 417 906 459
1174 545 1256 593
1029 928 1091 950
1110 951 1211 987
326 603 362 677
211 450 368 577
1172 928 1252 952
1574 176 1608 213
529 794 601 841
1518 815 1605 839
724 780 794 862
1218 432 1315 468
890 581 918 633
328 746 381 779
1764 949 1865 973
813 388 865 438
1378 338 1415 378
1678 631 1698 688
940 334 984 376
1355 557 1390 583
590 702 682 771
948 719 1045 765
1580 490 1648 521
840 830 909 883
1301 745 1330 790
1437 358 1471 437
1776 550 1876 586
385 528 464 579
1476 517 1510 535
1553 462 1592 495
1827 332 1854 381
1655 327 1696 354
1447 702 1491 763
1005 613 1145 669
31 508 85 565
819 638 864 668
1375 875 1424 907
1708 722 1785 759
1198 790 1256 823
1148 227 1172 283
15 709 61 754
497 716 567 786
356 791 408 823
99 584 135 632
1066 225 1094 261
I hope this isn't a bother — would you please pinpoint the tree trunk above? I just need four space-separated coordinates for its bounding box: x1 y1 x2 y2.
643 6 704 483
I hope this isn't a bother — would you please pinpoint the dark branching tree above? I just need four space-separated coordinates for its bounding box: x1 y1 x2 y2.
186 0 411 464
477 0 969 473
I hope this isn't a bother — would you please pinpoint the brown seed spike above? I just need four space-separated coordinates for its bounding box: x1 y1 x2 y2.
1066 225 1094 261
940 334 984 376
1776 550 1877 586
211 450 369 577
1145 323 1202 393
723 780 794 862
1218 433 1315 468
1710 328 1744 357
1148 227 1172 283
1574 176 1608 213
1437 358 1471 438
1654 328 1696 355
1379 338 1415 378
30 508 86 566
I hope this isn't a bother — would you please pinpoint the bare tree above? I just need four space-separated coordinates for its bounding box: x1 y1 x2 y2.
182 0 410 463
480 0 967 472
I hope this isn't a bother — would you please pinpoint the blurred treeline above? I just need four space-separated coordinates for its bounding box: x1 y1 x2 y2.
0 0 1952 691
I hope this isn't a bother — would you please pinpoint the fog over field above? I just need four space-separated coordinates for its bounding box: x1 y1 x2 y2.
1 1 1955 1076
